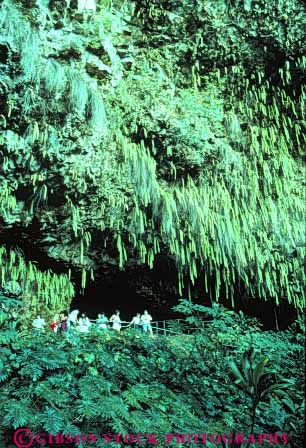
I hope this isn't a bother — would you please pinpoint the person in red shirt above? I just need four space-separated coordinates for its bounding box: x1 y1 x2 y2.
50 314 59 333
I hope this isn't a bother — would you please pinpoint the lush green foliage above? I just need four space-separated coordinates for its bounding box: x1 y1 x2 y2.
0 247 73 309
0 3 305 446
0 298 304 447
0 0 305 314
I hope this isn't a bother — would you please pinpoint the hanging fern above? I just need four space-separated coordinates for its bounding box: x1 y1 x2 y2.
0 0 304 313
0 246 74 317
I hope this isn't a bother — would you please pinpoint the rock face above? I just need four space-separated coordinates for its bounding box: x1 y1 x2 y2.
0 0 305 318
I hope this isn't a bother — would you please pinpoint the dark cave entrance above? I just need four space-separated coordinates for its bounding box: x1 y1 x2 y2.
69 261 298 329
70 257 182 322
1 224 297 329
70 272 152 321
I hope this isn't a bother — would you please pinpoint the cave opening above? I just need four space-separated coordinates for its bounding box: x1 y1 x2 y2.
1 229 297 330
70 256 182 322
70 272 298 329
69 261 298 329
70 272 152 321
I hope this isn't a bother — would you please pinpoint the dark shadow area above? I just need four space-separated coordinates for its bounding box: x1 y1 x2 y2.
0 220 70 275
1 226 298 329
71 256 182 321
71 263 298 329
71 272 153 320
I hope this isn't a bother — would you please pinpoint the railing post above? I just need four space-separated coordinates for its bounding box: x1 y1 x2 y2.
163 320 166 336
156 321 159 336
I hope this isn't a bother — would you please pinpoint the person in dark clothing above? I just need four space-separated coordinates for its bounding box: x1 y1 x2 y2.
59 312 68 333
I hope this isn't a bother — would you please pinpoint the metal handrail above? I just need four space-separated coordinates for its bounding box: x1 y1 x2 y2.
85 318 213 337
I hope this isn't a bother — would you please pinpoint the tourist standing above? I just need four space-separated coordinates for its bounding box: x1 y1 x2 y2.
129 313 142 331
109 310 121 332
141 310 153 337
32 315 45 334
78 313 91 333
59 312 68 333
68 309 79 331
96 313 109 330
50 314 59 333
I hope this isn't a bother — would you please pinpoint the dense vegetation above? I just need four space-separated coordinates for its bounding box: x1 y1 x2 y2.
0 1 305 446
0 297 305 447
0 0 305 317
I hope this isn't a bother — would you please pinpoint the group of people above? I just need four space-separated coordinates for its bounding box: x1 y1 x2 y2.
32 309 154 337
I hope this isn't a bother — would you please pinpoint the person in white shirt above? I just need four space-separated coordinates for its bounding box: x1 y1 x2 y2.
78 313 91 333
32 315 45 333
129 313 142 331
109 310 121 332
68 309 79 331
68 309 79 323
141 310 153 336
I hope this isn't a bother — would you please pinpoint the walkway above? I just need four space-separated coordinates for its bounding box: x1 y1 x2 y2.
89 318 212 337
